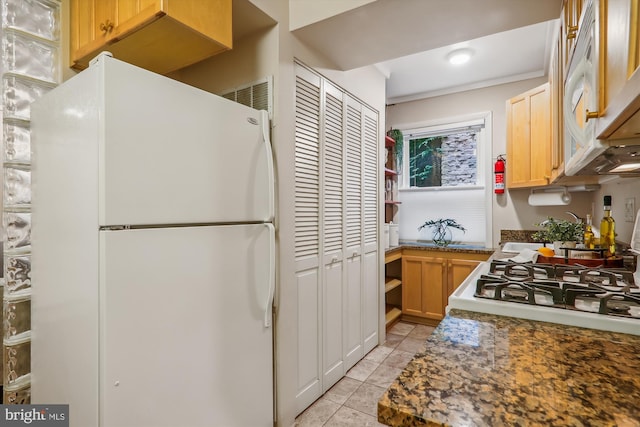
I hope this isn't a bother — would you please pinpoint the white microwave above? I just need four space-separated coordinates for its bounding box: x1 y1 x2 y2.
564 0 599 176
564 0 640 176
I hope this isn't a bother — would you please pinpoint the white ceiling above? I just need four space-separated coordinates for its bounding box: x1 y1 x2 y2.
290 0 563 104
376 19 558 103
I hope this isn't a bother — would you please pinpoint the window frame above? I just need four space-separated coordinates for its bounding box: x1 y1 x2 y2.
398 112 491 191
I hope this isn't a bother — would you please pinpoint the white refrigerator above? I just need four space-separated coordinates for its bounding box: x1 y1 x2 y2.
30 53 275 427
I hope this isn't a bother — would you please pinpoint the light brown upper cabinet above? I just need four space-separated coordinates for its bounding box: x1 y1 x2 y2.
506 82 552 188
70 0 232 75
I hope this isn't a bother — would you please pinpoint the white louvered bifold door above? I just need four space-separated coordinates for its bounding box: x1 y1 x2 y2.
362 106 379 354
294 62 381 416
294 64 322 414
321 81 345 391
362 107 378 254
343 95 363 370
345 97 363 256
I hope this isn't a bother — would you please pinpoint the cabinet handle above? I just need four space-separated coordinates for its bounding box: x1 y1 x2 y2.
100 20 114 34
331 256 338 263
585 110 599 122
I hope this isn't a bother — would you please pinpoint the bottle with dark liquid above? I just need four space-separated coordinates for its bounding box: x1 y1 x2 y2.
599 195 616 257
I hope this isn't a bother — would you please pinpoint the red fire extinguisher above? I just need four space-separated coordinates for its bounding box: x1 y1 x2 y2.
494 155 505 194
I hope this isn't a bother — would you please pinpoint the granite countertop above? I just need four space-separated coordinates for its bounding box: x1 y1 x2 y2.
378 309 640 426
387 241 495 255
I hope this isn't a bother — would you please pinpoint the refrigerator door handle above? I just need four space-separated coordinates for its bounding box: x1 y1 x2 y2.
264 222 276 328
261 110 275 222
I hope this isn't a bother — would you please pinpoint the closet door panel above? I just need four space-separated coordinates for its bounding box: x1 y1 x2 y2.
321 81 345 391
294 64 322 413
343 95 363 370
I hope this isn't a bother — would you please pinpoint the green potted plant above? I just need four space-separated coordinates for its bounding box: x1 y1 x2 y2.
532 217 584 249
418 218 466 247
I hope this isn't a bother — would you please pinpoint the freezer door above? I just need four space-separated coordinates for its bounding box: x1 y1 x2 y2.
99 224 273 427
99 56 274 226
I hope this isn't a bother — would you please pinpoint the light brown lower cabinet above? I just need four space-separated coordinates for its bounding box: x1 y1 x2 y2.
401 251 489 324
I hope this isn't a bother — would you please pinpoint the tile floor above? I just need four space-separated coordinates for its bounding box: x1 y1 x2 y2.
294 321 436 426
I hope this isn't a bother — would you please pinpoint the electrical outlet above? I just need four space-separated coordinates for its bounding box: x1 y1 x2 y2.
625 197 635 222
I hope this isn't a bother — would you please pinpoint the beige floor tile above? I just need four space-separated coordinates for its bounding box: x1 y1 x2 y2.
396 336 427 354
387 321 415 336
345 358 379 382
382 348 415 370
296 322 430 426
343 382 387 416
381 333 403 349
364 364 404 389
324 406 386 427
363 345 393 363
407 324 435 340
295 397 341 426
324 376 362 405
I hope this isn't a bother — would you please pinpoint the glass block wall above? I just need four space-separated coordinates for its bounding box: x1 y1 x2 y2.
1 0 61 404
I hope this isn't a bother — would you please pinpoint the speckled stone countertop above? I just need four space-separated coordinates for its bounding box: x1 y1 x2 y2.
388 241 495 255
378 309 640 426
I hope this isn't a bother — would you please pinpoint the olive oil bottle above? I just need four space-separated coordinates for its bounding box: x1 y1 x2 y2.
599 195 616 257
583 214 595 249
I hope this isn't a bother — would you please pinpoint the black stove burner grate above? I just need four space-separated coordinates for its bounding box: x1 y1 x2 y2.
475 261 640 319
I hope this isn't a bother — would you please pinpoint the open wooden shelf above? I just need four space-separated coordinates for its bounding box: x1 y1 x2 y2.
385 135 395 147
385 277 402 293
385 305 402 328
385 249 402 263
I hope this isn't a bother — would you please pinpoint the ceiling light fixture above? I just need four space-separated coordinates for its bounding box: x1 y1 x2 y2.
447 48 473 65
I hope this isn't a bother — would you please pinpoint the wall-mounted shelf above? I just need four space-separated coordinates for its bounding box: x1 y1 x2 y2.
385 277 402 293
384 133 400 224
385 135 395 147
385 305 402 328
384 132 402 329
384 248 402 330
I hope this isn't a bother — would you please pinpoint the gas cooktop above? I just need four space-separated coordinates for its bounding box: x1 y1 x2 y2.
448 259 640 336
476 260 640 318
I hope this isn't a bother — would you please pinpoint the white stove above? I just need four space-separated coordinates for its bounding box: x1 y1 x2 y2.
449 210 640 336
447 260 640 336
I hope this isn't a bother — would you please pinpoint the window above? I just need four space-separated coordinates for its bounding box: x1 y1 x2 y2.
395 112 493 248
400 117 486 189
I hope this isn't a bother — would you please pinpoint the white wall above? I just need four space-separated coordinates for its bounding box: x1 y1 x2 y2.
289 0 376 30
386 77 595 247
170 29 279 97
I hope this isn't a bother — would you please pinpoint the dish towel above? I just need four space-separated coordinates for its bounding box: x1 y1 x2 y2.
506 248 540 263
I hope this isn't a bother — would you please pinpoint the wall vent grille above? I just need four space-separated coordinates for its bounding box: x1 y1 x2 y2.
222 76 272 117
